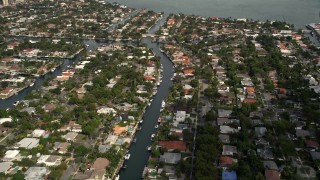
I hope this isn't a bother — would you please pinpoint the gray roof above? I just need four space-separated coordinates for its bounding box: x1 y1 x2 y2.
310 151 320 161
219 134 230 144
263 161 278 170
159 153 181 164
255 127 267 138
218 109 233 118
295 129 310 138
25 167 50 180
0 162 13 173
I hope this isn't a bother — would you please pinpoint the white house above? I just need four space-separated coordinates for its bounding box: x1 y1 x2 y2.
37 155 62 167
16 138 39 149
0 117 12 125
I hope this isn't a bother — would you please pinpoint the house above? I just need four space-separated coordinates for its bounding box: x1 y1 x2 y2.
59 121 82 132
32 129 46 138
257 147 274 159
87 158 110 180
175 111 186 122
37 155 62 167
159 141 187 152
222 145 237 156
16 138 39 149
295 129 310 139
222 171 237 180
219 156 237 167
255 127 267 138
305 140 319 150
263 161 278 170
2 150 21 161
218 109 233 118
53 142 70 154
42 103 56 112
265 169 280 180
0 162 13 174
97 107 117 115
159 153 181 164
217 118 239 126
24 167 50 180
310 151 320 161
220 125 240 134
219 134 230 144
0 87 14 98
62 132 78 142
98 144 112 153
105 134 118 144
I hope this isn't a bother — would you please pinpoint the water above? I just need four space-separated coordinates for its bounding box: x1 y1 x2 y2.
111 0 320 28
119 16 174 180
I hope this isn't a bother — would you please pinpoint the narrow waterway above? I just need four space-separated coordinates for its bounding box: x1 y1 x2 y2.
0 56 79 109
119 15 174 180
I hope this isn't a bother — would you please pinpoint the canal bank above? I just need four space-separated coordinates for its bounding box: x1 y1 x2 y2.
119 15 174 180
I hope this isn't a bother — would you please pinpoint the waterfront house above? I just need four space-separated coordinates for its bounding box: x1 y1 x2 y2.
159 153 181 164
159 141 187 152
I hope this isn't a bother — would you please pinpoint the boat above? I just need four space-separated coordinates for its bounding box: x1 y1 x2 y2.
146 145 152 151
115 175 120 180
139 119 143 124
133 138 137 143
29 82 35 87
124 153 130 160
121 164 127 169
13 101 19 106
151 134 155 141
158 118 161 123
161 100 165 108
155 125 158 129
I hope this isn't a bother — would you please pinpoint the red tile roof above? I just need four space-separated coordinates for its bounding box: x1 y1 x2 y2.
220 156 233 167
159 141 187 152
243 98 257 103
305 140 320 148
265 170 280 180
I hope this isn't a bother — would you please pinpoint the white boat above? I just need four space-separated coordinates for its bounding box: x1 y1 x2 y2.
139 119 143 124
158 118 161 123
13 101 19 106
124 153 130 160
155 125 158 129
146 146 151 151
51 68 56 72
157 82 160 86
133 138 137 143
161 100 165 108
151 134 155 141
115 175 120 180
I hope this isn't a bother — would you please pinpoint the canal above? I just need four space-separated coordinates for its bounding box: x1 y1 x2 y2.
119 15 174 180
0 56 79 109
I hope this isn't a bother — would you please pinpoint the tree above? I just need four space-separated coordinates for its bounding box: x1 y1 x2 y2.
12 170 25 180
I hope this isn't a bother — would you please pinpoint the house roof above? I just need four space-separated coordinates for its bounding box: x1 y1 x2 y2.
305 140 319 148
92 158 109 170
243 98 257 103
159 141 187 152
220 156 233 166
159 153 181 164
263 161 278 170
265 170 280 180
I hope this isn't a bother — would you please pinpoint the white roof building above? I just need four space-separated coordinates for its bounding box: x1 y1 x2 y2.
17 138 39 149
3 150 21 162
0 162 13 174
175 111 186 123
62 132 78 142
32 129 45 138
97 107 117 115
